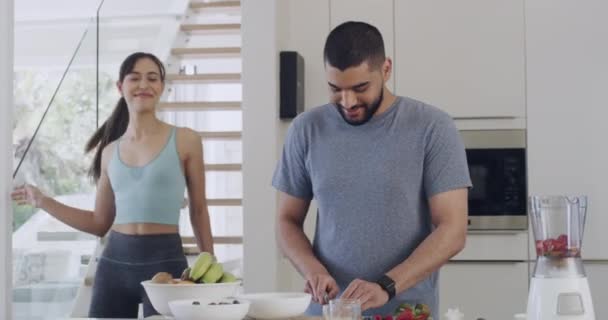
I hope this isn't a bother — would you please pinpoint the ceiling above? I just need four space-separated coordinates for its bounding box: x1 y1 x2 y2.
14 0 188 70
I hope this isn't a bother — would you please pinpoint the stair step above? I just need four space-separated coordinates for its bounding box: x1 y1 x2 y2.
171 47 240 57
199 131 242 140
158 101 241 111
181 23 240 32
205 163 242 171
207 198 242 206
166 73 241 83
190 1 241 9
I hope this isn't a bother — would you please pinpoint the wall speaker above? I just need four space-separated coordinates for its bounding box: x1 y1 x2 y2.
279 51 305 119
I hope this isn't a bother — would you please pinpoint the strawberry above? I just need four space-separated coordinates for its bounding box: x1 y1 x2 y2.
384 316 394 320
557 234 568 244
396 308 414 320
374 315 383 320
553 241 567 252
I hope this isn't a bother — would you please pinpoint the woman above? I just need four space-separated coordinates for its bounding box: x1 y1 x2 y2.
12 52 214 318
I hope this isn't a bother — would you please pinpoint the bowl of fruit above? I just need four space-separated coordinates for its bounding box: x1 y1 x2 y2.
169 298 250 320
393 303 432 320
366 303 432 320
141 252 241 316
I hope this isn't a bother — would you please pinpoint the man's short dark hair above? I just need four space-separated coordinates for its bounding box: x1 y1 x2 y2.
323 21 386 71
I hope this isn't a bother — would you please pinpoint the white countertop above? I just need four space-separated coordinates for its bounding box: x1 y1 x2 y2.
60 316 187 320
62 317 320 320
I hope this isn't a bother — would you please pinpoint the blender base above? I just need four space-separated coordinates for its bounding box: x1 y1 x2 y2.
527 277 595 320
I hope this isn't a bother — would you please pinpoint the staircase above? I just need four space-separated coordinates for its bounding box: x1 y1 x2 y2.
160 0 244 250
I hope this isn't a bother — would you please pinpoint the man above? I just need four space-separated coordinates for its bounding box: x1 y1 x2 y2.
272 21 471 317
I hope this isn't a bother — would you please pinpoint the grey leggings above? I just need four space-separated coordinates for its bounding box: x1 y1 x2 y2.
88 230 188 318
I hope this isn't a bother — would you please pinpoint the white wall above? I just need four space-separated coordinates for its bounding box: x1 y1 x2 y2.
242 0 333 293
275 0 331 291
241 0 282 293
1 0 14 317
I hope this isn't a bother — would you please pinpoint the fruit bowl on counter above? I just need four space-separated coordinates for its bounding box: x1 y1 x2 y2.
142 280 242 317
142 252 242 317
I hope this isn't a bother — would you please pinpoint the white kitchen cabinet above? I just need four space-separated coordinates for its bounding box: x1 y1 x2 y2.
440 261 528 320
454 231 529 261
394 0 525 119
329 0 395 91
526 0 608 259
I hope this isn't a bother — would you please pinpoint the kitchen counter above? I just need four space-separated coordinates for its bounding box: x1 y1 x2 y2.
64 317 322 320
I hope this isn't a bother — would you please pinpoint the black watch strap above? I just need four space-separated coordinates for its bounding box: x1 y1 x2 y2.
375 274 396 300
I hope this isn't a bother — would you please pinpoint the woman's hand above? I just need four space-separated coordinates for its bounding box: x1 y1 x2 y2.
11 184 46 208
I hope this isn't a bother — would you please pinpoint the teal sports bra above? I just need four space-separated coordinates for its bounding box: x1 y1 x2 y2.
108 127 186 225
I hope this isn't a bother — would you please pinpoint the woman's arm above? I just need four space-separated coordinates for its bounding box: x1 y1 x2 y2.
181 128 214 253
12 144 116 237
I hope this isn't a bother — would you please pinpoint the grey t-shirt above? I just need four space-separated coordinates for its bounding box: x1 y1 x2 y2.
272 96 472 317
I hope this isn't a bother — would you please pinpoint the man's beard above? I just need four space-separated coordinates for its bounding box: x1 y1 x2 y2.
336 89 384 126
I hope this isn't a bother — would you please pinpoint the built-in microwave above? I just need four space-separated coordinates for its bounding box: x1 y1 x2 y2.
460 129 527 230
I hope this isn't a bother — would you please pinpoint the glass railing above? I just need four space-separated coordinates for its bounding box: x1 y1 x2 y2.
12 11 101 320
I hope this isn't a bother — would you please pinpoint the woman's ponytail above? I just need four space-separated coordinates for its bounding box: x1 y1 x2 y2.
85 98 129 181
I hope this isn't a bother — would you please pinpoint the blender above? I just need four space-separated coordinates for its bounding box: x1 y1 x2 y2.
527 195 595 320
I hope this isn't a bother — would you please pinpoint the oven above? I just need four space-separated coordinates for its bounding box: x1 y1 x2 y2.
461 129 527 230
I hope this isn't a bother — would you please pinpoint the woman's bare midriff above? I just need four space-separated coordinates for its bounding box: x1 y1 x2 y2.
112 223 179 235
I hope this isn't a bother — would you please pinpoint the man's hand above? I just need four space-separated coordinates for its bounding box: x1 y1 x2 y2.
304 273 340 305
341 278 389 311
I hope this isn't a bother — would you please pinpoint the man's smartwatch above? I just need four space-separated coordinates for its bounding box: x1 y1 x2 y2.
375 274 396 300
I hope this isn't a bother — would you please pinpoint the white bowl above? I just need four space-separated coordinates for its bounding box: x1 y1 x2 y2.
169 298 250 320
237 292 311 319
141 280 241 316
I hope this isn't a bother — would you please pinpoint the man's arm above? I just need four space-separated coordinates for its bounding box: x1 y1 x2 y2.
342 188 467 310
386 187 468 293
276 191 340 304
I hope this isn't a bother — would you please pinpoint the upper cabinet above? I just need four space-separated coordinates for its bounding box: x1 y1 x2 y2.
394 0 525 119
329 0 395 91
526 0 608 259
